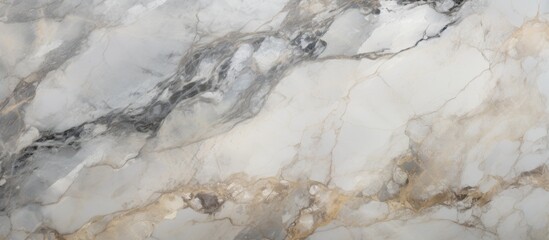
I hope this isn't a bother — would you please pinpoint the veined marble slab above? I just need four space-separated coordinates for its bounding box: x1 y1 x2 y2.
0 0 548 239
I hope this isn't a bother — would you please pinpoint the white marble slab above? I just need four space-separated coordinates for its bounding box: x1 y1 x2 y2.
0 0 549 239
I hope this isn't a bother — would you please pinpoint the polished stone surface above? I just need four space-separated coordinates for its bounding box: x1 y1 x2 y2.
1 0 549 239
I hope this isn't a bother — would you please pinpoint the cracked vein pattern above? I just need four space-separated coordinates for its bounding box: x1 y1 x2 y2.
0 0 548 239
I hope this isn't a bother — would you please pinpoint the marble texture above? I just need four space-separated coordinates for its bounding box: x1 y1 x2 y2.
0 0 549 239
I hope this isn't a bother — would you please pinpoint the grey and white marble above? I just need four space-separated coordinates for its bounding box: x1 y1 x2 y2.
1 0 549 239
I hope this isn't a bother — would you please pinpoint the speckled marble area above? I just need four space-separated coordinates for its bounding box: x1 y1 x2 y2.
0 0 549 239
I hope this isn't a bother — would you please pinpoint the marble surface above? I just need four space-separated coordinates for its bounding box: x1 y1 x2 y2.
0 0 549 239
